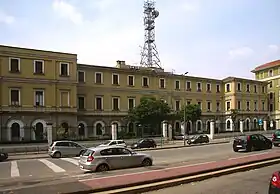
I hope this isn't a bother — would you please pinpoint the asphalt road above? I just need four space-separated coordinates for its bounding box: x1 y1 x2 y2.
0 142 278 192
144 162 280 194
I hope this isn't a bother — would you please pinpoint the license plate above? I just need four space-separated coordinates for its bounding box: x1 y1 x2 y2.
236 145 242 148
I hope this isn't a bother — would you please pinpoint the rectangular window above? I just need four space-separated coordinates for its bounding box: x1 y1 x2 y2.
246 84 250 92
187 101 191 105
112 74 119 85
226 101 230 111
262 86 265 93
216 84 220 93
262 101 265 111
128 98 135 110
270 81 273 88
142 77 149 87
197 82 201 91
186 81 191 91
34 90 44 106
246 101 250 111
254 85 257 93
10 89 20 106
159 78 165 88
206 83 211 92
254 101 257 111
269 70 273 77
226 84 230 92
60 63 69 76
237 101 241 110
112 97 120 111
207 101 211 111
270 104 273 112
34 60 44 74
128 75 134 86
198 101 202 109
95 97 103 110
78 71 85 82
78 96 85 109
9 58 20 73
95 72 103 84
175 100 180 111
237 83 241 91
216 102 220 111
175 80 180 90
60 91 69 107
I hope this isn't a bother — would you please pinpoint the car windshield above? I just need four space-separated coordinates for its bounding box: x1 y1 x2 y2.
82 149 94 156
102 140 112 145
237 135 247 140
191 136 198 139
138 139 144 143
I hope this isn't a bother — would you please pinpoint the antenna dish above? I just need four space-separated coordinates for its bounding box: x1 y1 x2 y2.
153 10 159 18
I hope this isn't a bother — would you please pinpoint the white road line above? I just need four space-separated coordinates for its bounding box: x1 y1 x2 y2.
60 158 79 166
38 159 66 173
10 161 20 177
228 152 270 160
79 161 215 182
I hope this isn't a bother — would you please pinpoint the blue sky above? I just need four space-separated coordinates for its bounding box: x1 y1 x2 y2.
0 0 280 79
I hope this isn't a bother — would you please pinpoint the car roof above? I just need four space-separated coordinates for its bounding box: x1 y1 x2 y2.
87 145 127 151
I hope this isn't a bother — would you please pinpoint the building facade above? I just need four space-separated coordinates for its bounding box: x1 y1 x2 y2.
0 45 270 142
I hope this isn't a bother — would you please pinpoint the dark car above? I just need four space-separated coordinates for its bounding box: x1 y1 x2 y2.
272 129 280 146
173 134 187 140
131 139 157 149
0 151 8 162
187 135 209 145
233 134 272 152
268 171 280 194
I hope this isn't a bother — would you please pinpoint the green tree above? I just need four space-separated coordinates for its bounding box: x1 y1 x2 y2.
180 104 202 133
230 109 239 131
126 96 171 134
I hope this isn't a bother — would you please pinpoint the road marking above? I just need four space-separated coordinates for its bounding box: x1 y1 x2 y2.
79 161 215 182
228 152 271 160
38 159 66 173
60 158 79 166
10 161 20 177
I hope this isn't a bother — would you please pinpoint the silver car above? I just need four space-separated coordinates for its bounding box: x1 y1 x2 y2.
78 146 153 172
48 140 86 158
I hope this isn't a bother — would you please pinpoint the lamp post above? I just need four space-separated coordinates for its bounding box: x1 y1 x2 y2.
183 72 188 146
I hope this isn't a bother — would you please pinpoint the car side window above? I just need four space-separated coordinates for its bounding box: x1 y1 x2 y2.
250 135 258 140
56 142 70 147
257 134 266 141
100 148 114 156
117 148 131 155
69 142 80 147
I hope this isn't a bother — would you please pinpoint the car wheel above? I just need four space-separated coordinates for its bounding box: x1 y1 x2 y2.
53 152 61 158
96 164 109 172
142 158 153 167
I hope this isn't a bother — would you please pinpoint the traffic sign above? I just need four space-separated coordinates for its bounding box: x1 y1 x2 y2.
258 119 263 126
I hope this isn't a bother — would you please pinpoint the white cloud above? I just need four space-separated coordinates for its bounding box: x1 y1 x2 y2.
0 10 15 24
268 44 279 53
181 2 200 12
229 46 254 59
52 0 83 24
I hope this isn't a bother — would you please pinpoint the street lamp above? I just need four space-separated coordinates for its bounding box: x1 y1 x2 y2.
183 72 188 146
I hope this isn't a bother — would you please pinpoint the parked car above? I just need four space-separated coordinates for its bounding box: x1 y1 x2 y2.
48 140 86 158
97 140 127 147
78 146 153 172
173 133 187 140
233 134 272 152
0 151 8 162
187 135 209 145
130 138 157 149
272 129 280 146
268 171 280 193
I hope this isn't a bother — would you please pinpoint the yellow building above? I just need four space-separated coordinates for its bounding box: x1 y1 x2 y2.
252 60 280 127
0 45 77 142
0 45 270 142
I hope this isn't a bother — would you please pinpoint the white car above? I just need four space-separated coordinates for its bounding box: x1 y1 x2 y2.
97 140 127 147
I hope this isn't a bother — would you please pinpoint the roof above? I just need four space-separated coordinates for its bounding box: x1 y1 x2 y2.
251 60 280 73
222 76 265 83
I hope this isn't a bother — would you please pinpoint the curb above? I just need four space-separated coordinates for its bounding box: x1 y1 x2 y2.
68 155 280 194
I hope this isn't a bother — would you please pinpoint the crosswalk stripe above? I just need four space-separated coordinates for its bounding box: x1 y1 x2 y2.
11 161 20 177
38 159 66 173
60 158 79 166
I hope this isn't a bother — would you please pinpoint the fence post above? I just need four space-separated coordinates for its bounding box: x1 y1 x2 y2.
46 122 53 146
263 120 267 131
111 123 117 140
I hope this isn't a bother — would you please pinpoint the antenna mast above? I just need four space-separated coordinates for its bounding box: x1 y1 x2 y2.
140 0 162 69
